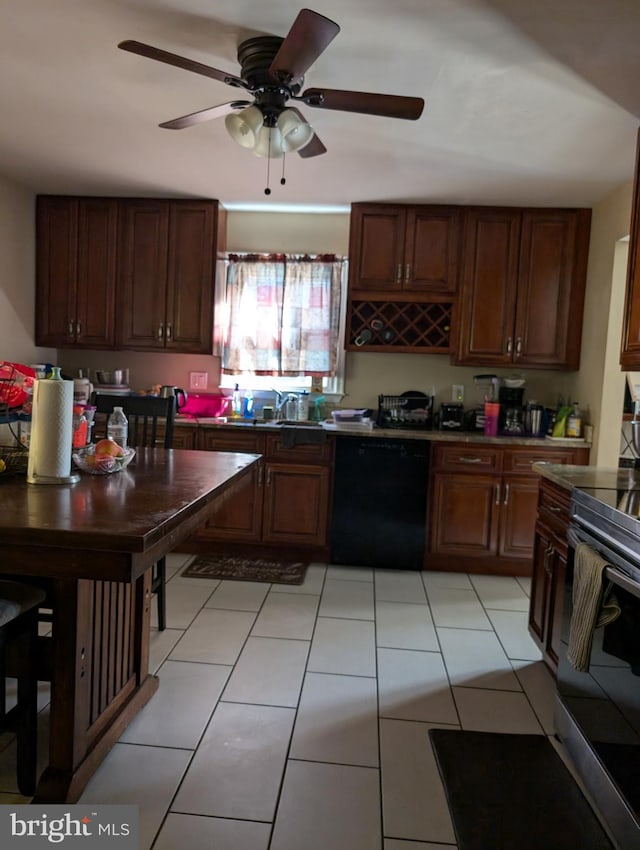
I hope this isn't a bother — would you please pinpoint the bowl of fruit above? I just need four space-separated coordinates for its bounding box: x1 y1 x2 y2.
73 439 136 475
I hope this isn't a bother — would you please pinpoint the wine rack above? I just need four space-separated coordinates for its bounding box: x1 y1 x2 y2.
347 299 453 353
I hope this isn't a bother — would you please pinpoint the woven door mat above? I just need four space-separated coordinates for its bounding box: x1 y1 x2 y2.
182 554 308 585
429 729 614 850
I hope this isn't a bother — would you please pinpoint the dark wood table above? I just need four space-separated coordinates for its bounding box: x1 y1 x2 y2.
0 448 259 803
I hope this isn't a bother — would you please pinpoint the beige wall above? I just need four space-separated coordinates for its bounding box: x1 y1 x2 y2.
569 182 633 465
0 175 56 366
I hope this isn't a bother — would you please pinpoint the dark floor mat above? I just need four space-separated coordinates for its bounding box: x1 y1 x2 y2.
182 554 308 585
429 729 614 850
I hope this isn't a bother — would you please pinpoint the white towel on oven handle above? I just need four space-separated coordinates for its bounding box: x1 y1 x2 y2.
567 542 622 672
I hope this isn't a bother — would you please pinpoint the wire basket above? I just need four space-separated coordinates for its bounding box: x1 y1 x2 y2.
0 444 29 479
377 394 434 430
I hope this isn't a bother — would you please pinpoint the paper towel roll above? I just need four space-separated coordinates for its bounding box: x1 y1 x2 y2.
27 377 77 483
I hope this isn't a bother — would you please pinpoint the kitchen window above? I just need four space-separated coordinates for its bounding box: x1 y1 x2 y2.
215 253 347 394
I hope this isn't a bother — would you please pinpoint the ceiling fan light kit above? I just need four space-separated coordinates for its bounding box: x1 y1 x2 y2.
119 7 424 190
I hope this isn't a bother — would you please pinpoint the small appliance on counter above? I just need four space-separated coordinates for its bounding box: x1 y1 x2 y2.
467 374 500 432
498 381 526 435
438 402 464 430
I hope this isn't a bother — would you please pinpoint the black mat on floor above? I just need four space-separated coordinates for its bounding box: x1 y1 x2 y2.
182 554 308 585
429 729 614 850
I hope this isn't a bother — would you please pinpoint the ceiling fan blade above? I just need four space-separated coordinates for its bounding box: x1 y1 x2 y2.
297 133 327 158
269 9 340 84
287 107 326 157
159 101 251 130
118 40 247 89
301 87 425 120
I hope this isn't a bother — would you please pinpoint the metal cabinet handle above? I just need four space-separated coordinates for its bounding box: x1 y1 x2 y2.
68 320 74 335
405 263 411 283
458 456 484 464
495 483 501 505
166 323 172 340
266 467 271 487
257 464 263 487
157 324 164 339
506 337 513 354
543 542 554 575
548 505 563 513
503 483 510 505
396 264 402 284
516 336 522 356
76 321 81 336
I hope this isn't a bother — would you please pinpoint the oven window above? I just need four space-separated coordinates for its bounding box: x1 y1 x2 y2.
558 560 640 816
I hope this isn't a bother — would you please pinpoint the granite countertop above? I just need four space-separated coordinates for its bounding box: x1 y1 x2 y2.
532 463 640 491
175 415 590 448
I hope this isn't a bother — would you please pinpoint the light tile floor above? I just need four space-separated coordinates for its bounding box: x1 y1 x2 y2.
0 555 562 850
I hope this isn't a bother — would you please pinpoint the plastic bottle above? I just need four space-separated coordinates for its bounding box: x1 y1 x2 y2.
243 388 254 419
297 391 310 421
232 383 242 418
107 406 128 449
72 404 88 448
566 402 582 438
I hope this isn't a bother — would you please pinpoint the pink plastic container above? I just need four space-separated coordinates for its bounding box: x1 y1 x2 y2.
484 402 500 436
179 393 229 418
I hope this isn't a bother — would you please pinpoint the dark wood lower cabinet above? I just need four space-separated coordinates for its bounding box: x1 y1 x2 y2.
528 477 571 672
183 428 333 556
426 443 588 576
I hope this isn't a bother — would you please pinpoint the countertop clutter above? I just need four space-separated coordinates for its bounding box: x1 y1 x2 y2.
532 463 639 491
174 414 591 447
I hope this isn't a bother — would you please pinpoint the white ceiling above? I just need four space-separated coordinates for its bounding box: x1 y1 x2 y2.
1 0 639 212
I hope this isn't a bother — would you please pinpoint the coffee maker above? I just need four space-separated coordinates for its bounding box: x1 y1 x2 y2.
498 386 525 434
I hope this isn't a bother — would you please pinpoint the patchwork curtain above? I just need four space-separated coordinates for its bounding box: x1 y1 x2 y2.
220 253 344 376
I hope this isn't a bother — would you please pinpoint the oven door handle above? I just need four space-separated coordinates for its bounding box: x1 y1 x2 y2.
568 524 640 598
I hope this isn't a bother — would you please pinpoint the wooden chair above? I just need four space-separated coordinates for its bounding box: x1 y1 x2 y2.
0 579 46 796
90 393 177 631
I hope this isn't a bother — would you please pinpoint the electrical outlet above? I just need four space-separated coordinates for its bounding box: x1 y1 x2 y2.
189 371 208 390
452 384 464 403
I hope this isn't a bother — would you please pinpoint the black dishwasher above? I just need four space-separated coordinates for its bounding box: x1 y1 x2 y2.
330 436 430 570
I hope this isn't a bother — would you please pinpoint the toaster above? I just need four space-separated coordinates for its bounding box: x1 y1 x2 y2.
439 402 464 430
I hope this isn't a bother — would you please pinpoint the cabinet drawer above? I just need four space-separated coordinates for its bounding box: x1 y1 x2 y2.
503 447 580 474
433 444 502 472
537 480 571 536
266 432 333 465
197 428 266 454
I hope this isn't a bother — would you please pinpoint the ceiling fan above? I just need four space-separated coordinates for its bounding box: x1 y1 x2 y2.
118 8 425 163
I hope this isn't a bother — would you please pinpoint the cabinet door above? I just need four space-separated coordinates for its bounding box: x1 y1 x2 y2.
404 206 461 293
262 463 330 546
35 196 78 346
201 461 264 543
498 475 539 560
166 201 216 353
429 472 499 558
529 522 554 647
547 547 568 669
621 129 640 369
348 204 406 291
170 427 197 449
195 429 264 542
515 209 590 369
117 200 169 349
75 198 118 348
454 208 521 365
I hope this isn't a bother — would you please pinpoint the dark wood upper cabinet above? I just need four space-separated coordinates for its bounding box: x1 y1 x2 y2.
349 202 461 294
36 196 117 348
455 206 591 369
36 195 225 354
455 207 521 366
620 128 640 369
118 199 223 353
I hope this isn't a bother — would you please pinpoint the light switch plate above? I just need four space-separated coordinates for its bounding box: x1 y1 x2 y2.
189 371 208 390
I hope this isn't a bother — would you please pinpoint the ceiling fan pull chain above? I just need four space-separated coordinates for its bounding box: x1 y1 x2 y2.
264 136 272 195
281 154 286 186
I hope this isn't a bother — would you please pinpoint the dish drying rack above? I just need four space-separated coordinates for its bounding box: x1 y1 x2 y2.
376 394 434 430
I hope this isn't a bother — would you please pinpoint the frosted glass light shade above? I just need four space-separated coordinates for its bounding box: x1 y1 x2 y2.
225 105 263 149
253 124 285 158
277 109 314 152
